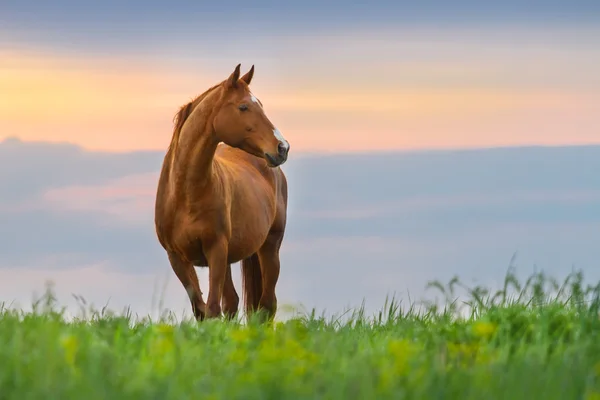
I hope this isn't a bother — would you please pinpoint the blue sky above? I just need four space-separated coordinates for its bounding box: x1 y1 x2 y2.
3 0 599 55
2 138 600 319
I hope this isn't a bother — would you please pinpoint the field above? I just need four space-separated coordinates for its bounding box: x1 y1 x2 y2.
1 269 600 399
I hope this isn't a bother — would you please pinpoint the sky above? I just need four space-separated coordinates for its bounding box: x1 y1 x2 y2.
2 139 600 320
2 1 600 153
0 1 599 320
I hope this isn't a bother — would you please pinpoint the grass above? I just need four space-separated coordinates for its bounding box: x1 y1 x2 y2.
1 268 600 399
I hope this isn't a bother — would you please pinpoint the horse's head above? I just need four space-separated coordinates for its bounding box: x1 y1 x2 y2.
213 64 290 167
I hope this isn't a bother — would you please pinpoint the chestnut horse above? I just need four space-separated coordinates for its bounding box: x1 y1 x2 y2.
154 64 290 322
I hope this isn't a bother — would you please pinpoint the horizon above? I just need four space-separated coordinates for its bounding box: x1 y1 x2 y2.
6 135 600 156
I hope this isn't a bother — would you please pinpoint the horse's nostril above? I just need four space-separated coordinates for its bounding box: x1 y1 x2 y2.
278 142 288 156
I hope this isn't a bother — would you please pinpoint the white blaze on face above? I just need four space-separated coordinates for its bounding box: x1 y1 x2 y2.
248 91 289 152
273 127 290 151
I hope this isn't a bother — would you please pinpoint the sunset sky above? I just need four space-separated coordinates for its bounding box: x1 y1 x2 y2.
2 1 599 153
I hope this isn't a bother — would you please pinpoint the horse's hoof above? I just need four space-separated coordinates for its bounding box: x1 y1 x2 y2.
206 303 222 319
192 303 206 322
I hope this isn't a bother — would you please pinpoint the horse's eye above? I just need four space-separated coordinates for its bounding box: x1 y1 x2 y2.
238 104 249 112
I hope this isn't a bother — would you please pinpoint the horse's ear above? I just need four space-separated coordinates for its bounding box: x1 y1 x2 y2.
240 65 254 85
226 64 242 89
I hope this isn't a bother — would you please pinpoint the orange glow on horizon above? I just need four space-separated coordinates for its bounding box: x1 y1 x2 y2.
1 50 599 153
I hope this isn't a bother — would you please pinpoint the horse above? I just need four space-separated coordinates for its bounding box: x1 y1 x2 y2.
154 64 290 322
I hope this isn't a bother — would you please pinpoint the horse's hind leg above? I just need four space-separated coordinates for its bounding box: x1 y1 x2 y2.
168 252 206 321
256 230 284 321
221 264 239 320
254 175 287 322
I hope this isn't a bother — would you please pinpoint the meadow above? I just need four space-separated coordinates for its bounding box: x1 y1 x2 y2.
1 268 600 399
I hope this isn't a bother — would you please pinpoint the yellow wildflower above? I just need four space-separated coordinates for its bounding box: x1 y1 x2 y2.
154 323 175 336
59 334 79 373
388 339 418 376
229 327 256 343
594 361 600 377
472 321 498 339
585 390 600 400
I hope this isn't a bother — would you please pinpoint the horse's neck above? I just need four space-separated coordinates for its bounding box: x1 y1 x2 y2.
170 118 218 191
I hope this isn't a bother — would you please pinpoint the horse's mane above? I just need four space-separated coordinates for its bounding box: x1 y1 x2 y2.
167 81 223 153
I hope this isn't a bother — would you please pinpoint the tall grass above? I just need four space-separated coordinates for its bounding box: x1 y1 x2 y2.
1 268 599 399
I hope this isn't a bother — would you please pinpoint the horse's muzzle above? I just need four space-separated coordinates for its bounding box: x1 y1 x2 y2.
265 140 290 167
265 152 287 167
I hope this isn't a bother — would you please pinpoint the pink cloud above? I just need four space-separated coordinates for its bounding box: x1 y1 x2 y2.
41 172 159 224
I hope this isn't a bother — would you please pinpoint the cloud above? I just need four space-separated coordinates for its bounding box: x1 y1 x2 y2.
0 137 162 203
2 0 598 40
42 172 157 224
2 138 600 316
0 138 164 270
3 21 599 154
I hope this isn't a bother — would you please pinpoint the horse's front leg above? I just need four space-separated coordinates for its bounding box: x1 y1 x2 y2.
205 236 229 319
167 251 206 321
221 264 240 320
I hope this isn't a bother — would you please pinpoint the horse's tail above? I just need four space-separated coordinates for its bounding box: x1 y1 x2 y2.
241 253 262 319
